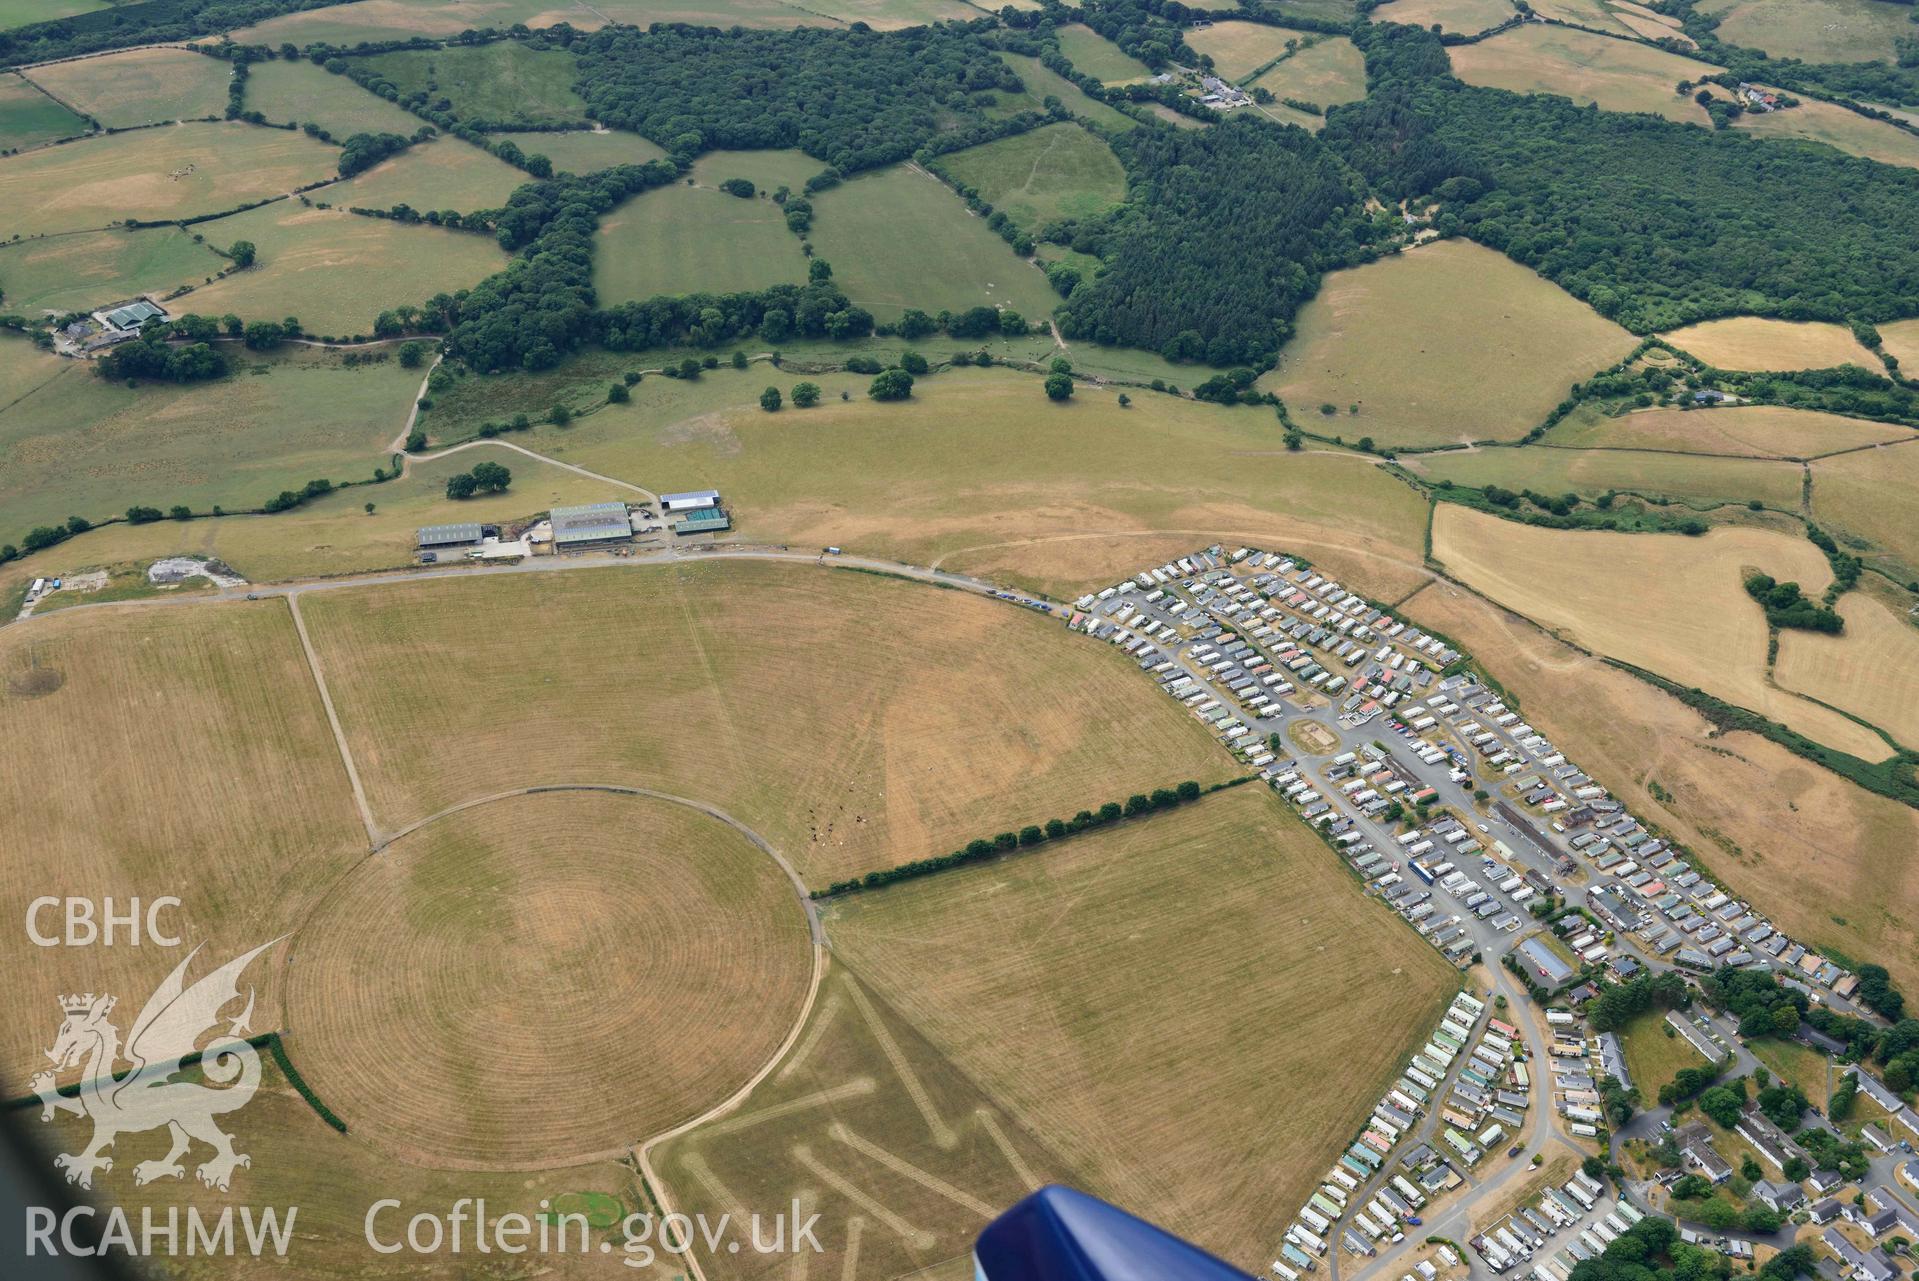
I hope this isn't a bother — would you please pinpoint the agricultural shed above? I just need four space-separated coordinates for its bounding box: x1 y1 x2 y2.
549 501 633 548
417 522 484 548
97 299 166 330
660 489 720 511
674 507 730 535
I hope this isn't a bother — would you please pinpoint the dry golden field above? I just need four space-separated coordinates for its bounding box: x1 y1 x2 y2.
657 964 1071 1281
1414 443 1806 511
1447 26 1716 124
1374 0 1517 34
0 602 364 1089
1185 21 1312 80
1698 0 1914 65
0 123 338 239
827 784 1459 1269
1250 37 1368 111
287 789 814 1166
468 364 1436 600
1733 94 1919 170
24 48 230 127
1660 317 1879 372
1545 403 1912 457
1811 440 1919 579
1878 317 1919 369
320 135 528 213
1403 576 1919 995
298 560 1236 889
1265 239 1637 448
1430 504 1893 759
1775 591 1919 749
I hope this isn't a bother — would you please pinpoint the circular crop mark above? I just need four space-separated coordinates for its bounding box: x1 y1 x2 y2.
286 790 813 1167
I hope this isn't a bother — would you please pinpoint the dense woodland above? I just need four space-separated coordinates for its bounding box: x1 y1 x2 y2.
572 24 1019 178
1058 119 1383 364
1328 25 1919 332
0 0 327 64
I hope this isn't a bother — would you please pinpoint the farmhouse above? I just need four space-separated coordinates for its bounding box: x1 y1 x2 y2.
549 501 633 549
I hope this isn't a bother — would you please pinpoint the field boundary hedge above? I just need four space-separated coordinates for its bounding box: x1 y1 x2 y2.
812 775 1255 899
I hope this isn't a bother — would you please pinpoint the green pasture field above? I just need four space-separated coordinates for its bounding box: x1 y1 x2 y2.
490 127 666 175
1811 439 1919 580
1699 0 1915 65
1545 403 1913 458
434 361 1436 599
1186 21 1314 82
593 150 814 303
180 203 508 336
828 784 1459 1268
808 163 1060 322
1146 101 1209 127
0 122 338 239
358 40 583 126
936 122 1126 232
0 226 226 316
318 135 527 213
24 47 230 128
992 53 1139 132
0 0 114 28
1446 25 1718 124
1372 0 1518 33
227 0 818 45
1617 1009 1711 1099
0 72 89 151
797 0 980 24
241 57 427 139
1250 36 1367 112
1264 239 1637 449
1415 443 1807 511
356 41 587 126
0 342 422 539
1056 23 1153 83
1267 0 1363 18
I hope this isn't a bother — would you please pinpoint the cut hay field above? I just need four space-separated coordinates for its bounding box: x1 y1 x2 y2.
1373 0 1517 34
1813 440 1919 578
240 56 426 139
1250 36 1367 112
1403 576 1919 997
594 154 811 303
658 964 1069 1281
1734 94 1919 170
1545 403 1913 457
319 135 527 213
994 52 1139 132
0 602 364 1086
182 203 508 335
797 0 980 26
30 1058 639 1280
935 122 1126 232
828 783 1459 1269
1447 26 1717 124
491 127 666 174
456 362 1433 599
357 40 586 126
1186 20 1313 81
1698 0 1914 65
1430 504 1893 759
1264 239 1637 448
1056 23 1152 83
23 48 229 128
0 226 226 316
0 71 89 151
1877 316 1919 369
300 559 1238 889
289 789 813 1165
1417 445 1806 510
808 163 1060 322
0 344 421 538
1661 317 1879 372
0 123 338 239
1776 591 1919 750
224 0 627 45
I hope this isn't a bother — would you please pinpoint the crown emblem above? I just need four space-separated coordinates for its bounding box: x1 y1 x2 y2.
59 993 109 1015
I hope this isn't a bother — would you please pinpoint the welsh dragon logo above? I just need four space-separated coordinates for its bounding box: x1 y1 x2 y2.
30 939 281 1192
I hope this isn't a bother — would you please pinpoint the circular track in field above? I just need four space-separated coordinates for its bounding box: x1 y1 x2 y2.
285 789 814 1167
